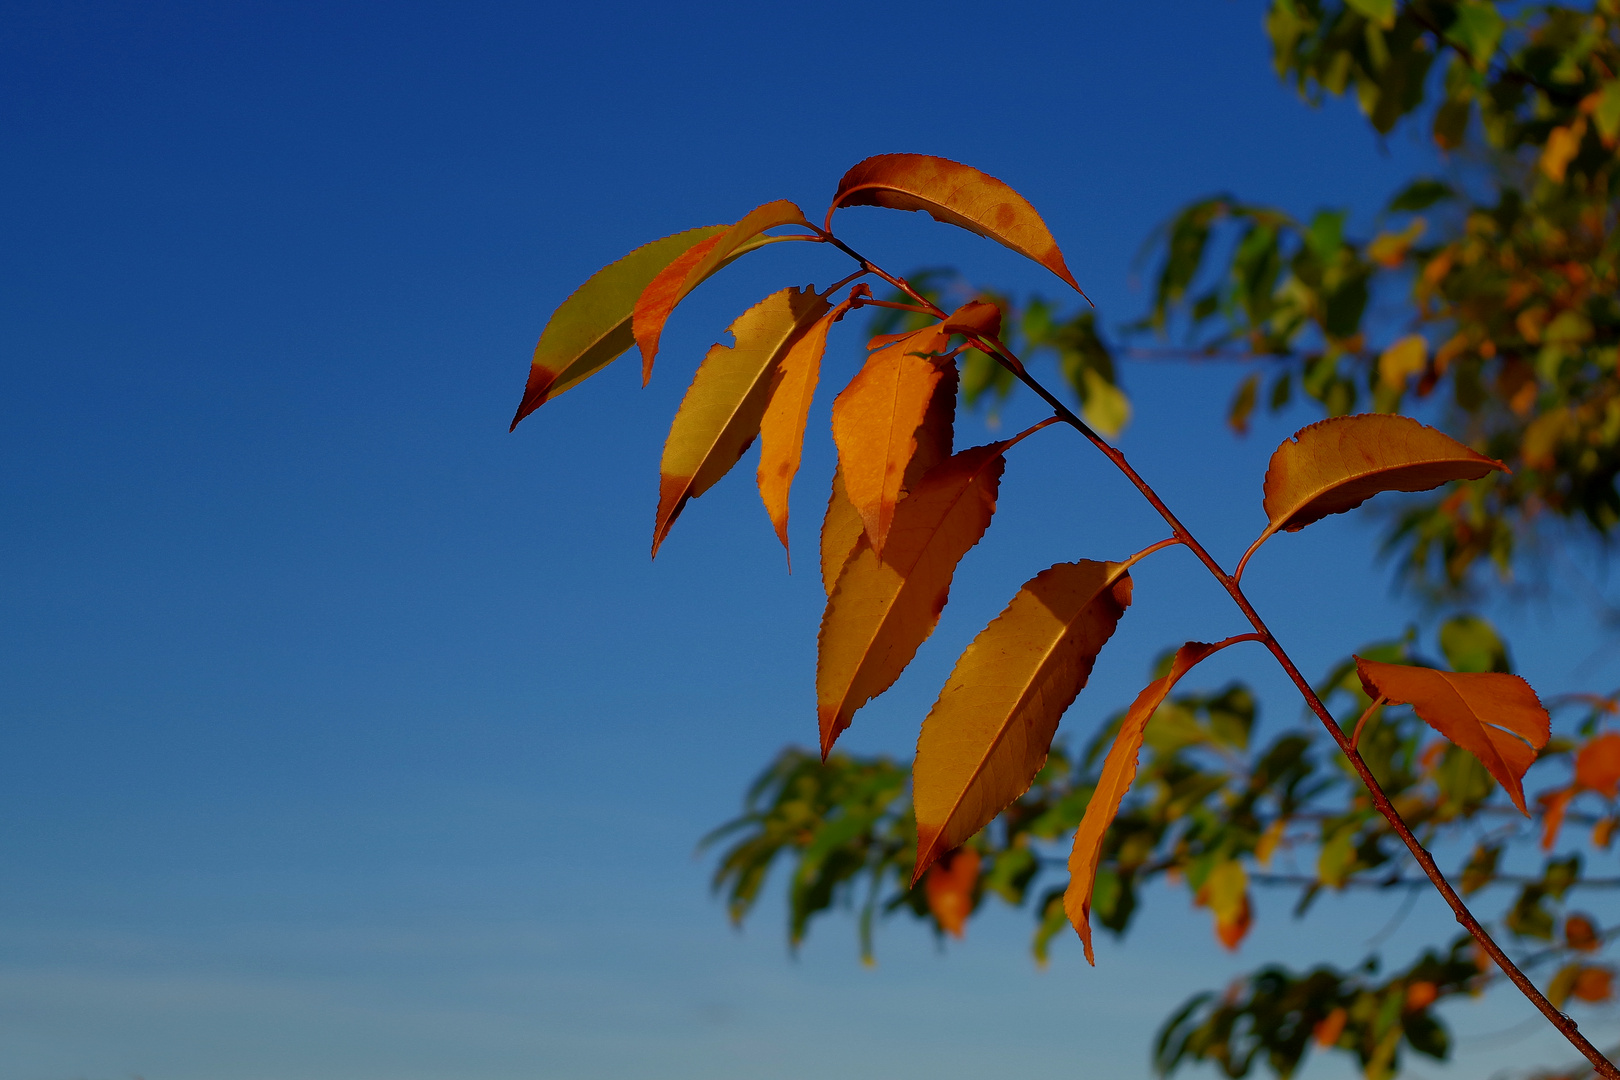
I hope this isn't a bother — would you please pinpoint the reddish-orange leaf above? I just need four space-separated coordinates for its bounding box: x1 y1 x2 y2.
1575 967 1615 1003
1576 732 1620 798
940 299 1003 341
913 561 1132 882
757 299 850 560
827 154 1084 295
1541 787 1576 850
1567 914 1601 952
1066 640 1222 963
1597 817 1618 849
1314 1008 1348 1048
820 368 957 595
654 286 830 555
633 199 812 384
817 440 1011 757
513 225 727 428
924 848 980 938
830 324 952 557
1356 658 1550 815
1405 981 1439 1011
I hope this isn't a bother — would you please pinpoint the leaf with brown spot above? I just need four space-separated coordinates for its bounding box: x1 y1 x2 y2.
1356 658 1550 815
830 324 953 557
913 561 1132 883
653 286 830 556
633 200 812 384
512 225 728 428
924 848 980 938
1065 640 1223 963
1256 414 1505 546
1576 732 1620 798
817 439 1011 756
826 154 1085 296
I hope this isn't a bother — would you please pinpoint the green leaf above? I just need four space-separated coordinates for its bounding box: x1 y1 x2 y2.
1438 614 1510 673
1344 0 1395 28
1446 1 1505 70
1387 179 1454 213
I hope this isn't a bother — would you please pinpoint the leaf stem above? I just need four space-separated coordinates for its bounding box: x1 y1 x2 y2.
1352 696 1388 750
1114 536 1186 575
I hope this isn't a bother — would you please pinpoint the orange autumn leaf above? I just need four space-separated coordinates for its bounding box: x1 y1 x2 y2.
1542 787 1576 850
632 200 812 384
1356 658 1550 815
1405 981 1439 1011
1196 860 1252 952
1256 414 1505 546
924 847 980 938
1314 1007 1348 1048
830 324 952 557
827 154 1085 296
513 224 728 428
1574 967 1614 1004
817 440 1012 756
1576 732 1620 798
1066 640 1224 963
820 369 956 595
1567 914 1601 952
756 299 851 560
653 286 830 555
914 561 1132 883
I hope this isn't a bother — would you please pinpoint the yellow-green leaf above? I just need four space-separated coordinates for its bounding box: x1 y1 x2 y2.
653 286 830 555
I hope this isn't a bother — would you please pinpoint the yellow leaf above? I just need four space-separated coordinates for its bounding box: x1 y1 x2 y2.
1064 640 1221 963
1195 861 1251 952
1377 335 1428 392
653 286 830 555
1356 658 1550 815
1255 818 1286 867
512 225 727 428
1540 119 1585 183
924 848 979 938
632 200 811 384
914 561 1133 883
830 325 952 557
827 154 1085 296
817 440 1011 756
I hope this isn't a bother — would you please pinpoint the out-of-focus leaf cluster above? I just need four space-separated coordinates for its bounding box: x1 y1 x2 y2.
707 614 1620 1078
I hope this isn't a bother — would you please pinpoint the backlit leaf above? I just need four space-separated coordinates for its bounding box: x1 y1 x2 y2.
914 561 1133 881
1356 658 1550 815
1575 733 1620 799
632 200 812 384
830 324 952 557
1065 640 1222 963
1259 414 1504 539
827 154 1085 295
512 225 727 428
817 440 1011 756
653 286 831 555
924 848 980 938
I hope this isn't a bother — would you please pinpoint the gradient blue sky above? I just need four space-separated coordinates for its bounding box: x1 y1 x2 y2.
4 2 1618 1078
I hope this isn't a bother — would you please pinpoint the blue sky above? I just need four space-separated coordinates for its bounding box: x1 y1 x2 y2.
4 2 1618 1078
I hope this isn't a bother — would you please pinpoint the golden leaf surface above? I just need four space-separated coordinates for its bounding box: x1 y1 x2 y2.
830 325 952 557
826 154 1084 295
913 561 1132 881
1065 640 1221 963
1356 658 1550 815
632 200 811 383
512 225 727 428
1261 414 1504 536
924 848 980 938
653 286 830 556
816 440 1010 757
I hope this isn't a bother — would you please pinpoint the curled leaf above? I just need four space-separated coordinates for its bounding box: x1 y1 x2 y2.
633 200 812 383
913 561 1132 882
1065 640 1223 963
827 154 1085 295
924 848 980 938
1356 658 1550 815
513 225 727 428
654 286 831 555
757 299 850 559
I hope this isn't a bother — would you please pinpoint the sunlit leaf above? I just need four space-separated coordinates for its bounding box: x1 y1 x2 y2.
817 440 1011 756
1065 640 1222 962
914 561 1133 882
653 286 830 555
1355 658 1550 814
1196 859 1252 951
924 848 980 938
512 225 727 427
827 154 1085 295
1576 733 1620 799
633 200 812 383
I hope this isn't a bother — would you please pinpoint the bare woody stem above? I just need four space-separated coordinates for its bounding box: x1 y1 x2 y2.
816 240 1618 1078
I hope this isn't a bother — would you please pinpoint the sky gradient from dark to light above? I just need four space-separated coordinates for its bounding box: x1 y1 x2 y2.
3 2 1618 1078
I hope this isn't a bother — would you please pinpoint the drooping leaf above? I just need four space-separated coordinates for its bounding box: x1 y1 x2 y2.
924 847 980 938
827 154 1085 295
633 200 812 383
757 299 850 560
820 369 956 594
817 440 1011 756
512 225 727 428
653 286 831 555
1258 414 1505 540
913 561 1133 880
1355 658 1550 815
830 324 952 557
1065 640 1222 963
1196 860 1252 951
1575 733 1620 799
